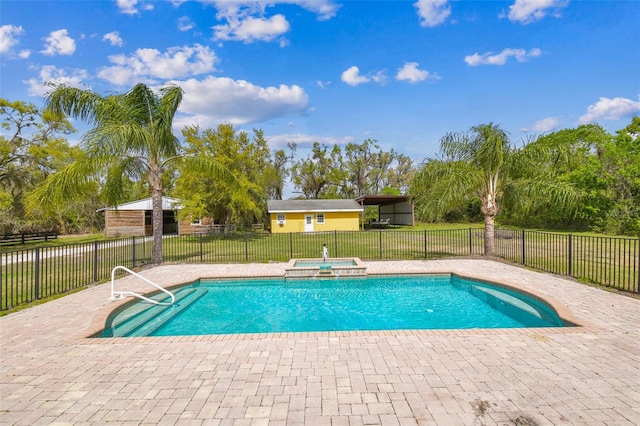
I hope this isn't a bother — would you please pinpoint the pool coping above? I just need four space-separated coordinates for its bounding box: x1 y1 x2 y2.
85 262 589 341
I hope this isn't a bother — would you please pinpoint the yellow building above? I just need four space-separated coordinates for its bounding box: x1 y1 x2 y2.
267 199 363 233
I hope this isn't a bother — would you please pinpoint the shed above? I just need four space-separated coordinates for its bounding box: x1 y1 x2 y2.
267 199 363 233
355 195 415 228
98 197 181 238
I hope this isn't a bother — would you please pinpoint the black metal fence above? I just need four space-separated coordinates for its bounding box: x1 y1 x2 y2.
1 229 638 311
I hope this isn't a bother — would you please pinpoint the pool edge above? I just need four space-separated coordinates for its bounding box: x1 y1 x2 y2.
86 262 589 339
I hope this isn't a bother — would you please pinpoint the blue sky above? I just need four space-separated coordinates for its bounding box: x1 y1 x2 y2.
1 0 639 164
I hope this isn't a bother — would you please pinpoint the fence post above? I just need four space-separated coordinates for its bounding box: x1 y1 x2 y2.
245 233 249 261
93 241 99 283
379 230 383 259
522 229 526 265
425 230 428 258
132 236 136 268
568 234 573 277
468 228 472 255
289 232 293 259
334 230 338 258
199 234 203 262
34 247 40 300
637 237 639 294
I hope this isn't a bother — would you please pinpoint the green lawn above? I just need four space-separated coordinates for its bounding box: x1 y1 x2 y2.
2 225 638 314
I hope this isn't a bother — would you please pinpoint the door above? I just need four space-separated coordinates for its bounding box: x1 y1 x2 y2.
304 214 314 232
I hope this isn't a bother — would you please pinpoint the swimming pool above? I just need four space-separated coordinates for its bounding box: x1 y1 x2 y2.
100 274 565 337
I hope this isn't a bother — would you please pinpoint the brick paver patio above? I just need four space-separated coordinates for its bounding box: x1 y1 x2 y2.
1 259 639 425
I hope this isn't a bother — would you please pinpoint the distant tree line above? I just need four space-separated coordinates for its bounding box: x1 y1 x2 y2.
0 93 413 238
2 88 638 243
410 118 640 237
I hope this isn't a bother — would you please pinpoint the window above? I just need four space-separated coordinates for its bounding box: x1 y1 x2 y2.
191 218 202 225
316 212 325 224
276 213 286 224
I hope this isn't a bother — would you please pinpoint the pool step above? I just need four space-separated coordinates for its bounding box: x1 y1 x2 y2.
127 288 208 337
105 287 207 337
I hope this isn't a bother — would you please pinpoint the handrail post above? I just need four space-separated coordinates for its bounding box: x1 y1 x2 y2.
110 265 175 305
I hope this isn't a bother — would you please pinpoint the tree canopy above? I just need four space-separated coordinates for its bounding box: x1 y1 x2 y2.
34 83 229 263
410 123 580 255
0 98 102 234
174 124 274 228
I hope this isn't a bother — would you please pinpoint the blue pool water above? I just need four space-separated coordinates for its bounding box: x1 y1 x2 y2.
101 275 565 337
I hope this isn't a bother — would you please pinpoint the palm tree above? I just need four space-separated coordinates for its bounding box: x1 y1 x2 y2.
411 123 578 256
34 83 230 264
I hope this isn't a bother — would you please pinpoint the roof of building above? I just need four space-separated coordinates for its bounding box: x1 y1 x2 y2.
355 195 412 206
97 196 181 212
267 199 363 213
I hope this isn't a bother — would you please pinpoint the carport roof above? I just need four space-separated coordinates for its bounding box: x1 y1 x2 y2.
355 195 411 206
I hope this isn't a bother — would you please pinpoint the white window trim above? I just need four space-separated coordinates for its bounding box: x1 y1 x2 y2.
276 213 286 224
316 212 325 224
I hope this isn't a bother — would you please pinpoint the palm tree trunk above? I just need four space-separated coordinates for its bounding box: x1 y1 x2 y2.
150 167 163 264
484 214 495 257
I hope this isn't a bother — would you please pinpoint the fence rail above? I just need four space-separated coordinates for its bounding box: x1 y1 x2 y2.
0 231 59 246
1 229 638 311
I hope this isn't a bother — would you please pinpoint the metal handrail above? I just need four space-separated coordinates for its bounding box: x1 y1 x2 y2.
110 265 175 305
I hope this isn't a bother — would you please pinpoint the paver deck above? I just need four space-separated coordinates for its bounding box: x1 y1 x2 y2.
1 259 639 425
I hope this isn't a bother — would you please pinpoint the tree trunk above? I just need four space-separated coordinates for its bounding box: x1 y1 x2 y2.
484 213 495 257
481 185 498 257
150 167 163 264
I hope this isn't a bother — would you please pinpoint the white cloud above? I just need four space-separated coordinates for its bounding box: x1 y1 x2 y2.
0 24 24 54
396 62 439 83
505 0 568 24
288 0 340 20
210 1 337 44
178 16 195 31
341 66 370 86
528 116 560 132
266 132 355 150
97 44 217 86
41 29 76 56
19 50 31 59
214 14 290 43
24 65 89 97
172 75 309 128
578 96 640 124
116 0 138 15
464 47 542 66
371 70 387 85
103 31 124 47
414 0 451 27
